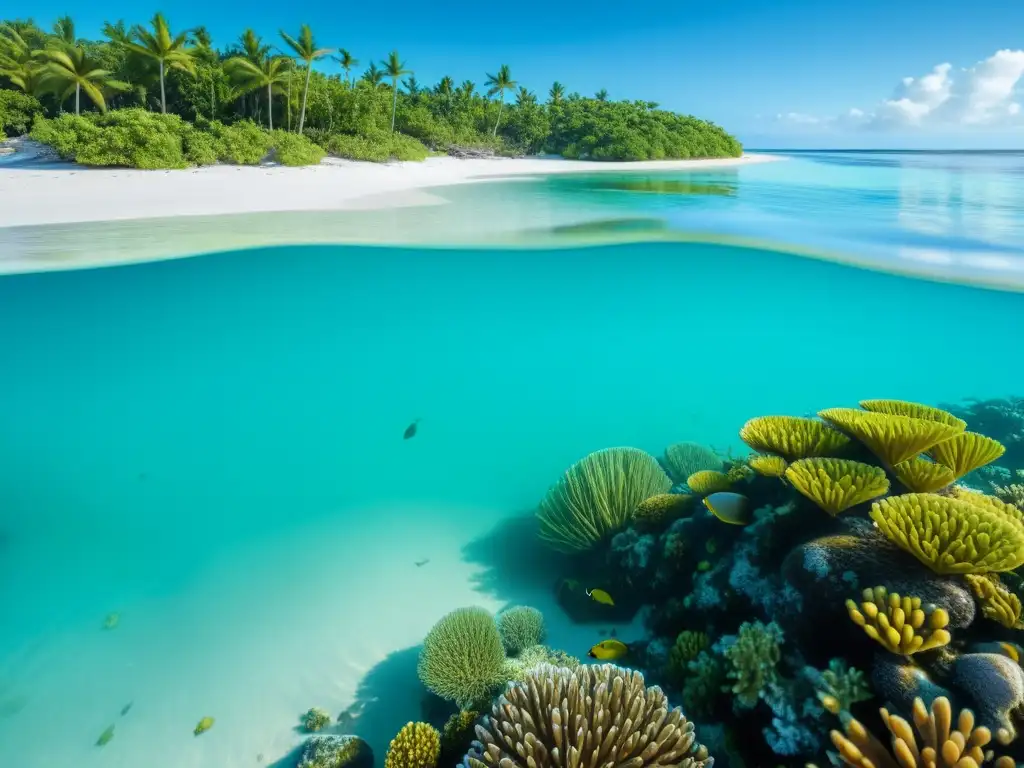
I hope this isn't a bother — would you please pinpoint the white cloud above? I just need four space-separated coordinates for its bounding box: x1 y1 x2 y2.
775 49 1024 132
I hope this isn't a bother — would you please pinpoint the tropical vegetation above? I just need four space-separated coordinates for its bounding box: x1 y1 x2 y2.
0 12 743 166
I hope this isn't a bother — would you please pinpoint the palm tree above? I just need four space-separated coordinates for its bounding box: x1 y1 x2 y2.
595 88 608 102
485 64 516 137
435 76 454 96
0 25 48 96
238 29 269 64
279 24 332 134
51 15 76 48
458 80 475 99
403 74 419 97
515 86 536 107
381 50 410 131
225 54 289 130
42 45 127 114
335 48 358 86
102 20 131 45
362 61 383 86
122 13 195 113
548 81 565 105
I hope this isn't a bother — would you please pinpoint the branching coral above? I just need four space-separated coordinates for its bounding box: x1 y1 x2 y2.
683 651 725 717
441 711 479 759
992 483 1024 510
686 470 732 495
385 722 441 768
418 607 508 708
819 408 964 466
739 415 850 460
537 447 671 552
928 432 1006 479
964 574 1023 629
813 659 873 715
891 457 956 493
827 696 1015 768
302 707 332 732
664 442 723 484
463 663 713 768
846 586 951 656
859 399 967 429
784 458 889 516
720 621 783 709
495 606 545 655
870 493 1024 574
634 493 692 527
668 630 710 683
502 644 580 683
748 454 788 477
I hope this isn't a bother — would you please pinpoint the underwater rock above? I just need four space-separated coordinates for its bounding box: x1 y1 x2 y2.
870 652 952 715
298 735 373 768
609 528 657 577
950 652 1024 740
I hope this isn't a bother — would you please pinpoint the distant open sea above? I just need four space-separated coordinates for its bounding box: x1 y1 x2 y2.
0 148 1022 768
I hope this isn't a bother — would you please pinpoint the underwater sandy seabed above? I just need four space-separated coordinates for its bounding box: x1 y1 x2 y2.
0 239 1023 768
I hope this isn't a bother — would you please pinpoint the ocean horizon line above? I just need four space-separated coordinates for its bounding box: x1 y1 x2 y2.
750 147 1024 154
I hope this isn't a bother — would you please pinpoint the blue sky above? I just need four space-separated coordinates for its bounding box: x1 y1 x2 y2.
12 0 1024 148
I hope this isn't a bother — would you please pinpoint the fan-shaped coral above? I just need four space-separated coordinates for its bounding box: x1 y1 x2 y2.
845 586 950 656
859 399 967 429
634 493 692 527
417 607 508 708
784 458 889 516
687 470 732 495
748 454 788 477
663 442 723 484
739 415 850 460
828 696 1015 768
964 574 1023 629
537 447 671 552
948 485 1023 521
384 722 440 768
890 457 956 493
870 493 1024 574
462 663 713 768
928 431 1006 479
819 408 964 466
495 606 545 655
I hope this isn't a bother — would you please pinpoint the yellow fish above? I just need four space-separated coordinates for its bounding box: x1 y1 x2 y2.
588 639 629 661
702 492 752 526
586 588 615 606
194 716 215 736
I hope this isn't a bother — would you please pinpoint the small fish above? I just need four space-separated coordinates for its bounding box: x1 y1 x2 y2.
102 613 120 630
702 492 753 526
414 558 429 567
194 716 215 736
120 702 133 716
586 588 615 606
588 639 629 661
96 725 115 746
403 419 422 440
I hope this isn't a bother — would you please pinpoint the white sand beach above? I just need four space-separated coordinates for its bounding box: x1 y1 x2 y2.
0 152 778 229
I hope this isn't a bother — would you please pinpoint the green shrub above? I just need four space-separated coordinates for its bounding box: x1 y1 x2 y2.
208 120 271 165
182 128 219 166
0 90 43 137
325 131 429 163
30 109 193 168
269 130 325 166
388 132 430 161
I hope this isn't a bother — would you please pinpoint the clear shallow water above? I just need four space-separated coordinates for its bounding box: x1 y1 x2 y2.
1 153 1024 768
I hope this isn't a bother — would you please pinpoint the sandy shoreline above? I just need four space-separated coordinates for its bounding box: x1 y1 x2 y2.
0 152 778 228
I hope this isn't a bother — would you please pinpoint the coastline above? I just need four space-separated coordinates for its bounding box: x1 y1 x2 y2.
0 152 779 229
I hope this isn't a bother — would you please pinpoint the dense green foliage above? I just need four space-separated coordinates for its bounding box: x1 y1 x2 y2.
1 13 742 167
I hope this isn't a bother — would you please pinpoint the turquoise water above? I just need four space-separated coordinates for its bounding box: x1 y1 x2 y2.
2 151 1024 768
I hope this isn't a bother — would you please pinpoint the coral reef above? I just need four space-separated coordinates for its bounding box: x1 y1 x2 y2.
302 707 332 733
384 722 440 768
494 606 545 655
845 586 951 655
784 458 889 515
298 735 373 768
687 470 733 495
462 663 713 768
719 620 783 708
417 607 508 708
664 441 724 484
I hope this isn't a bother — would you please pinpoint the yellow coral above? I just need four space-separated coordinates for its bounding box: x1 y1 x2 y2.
846 586 950 655
819 408 964 466
928 431 1006 479
739 415 850 460
964 573 1023 630
634 493 692 527
384 722 441 768
949 485 1023 521
726 463 754 483
686 470 732 495
829 696 1015 768
784 458 889 516
870 493 1024 574
748 454 788 477
890 457 956 493
859 399 967 429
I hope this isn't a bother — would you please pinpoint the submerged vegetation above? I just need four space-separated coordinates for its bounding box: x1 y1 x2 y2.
0 13 742 166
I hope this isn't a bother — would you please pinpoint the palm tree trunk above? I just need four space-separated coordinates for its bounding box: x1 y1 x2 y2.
298 62 312 134
75 83 80 115
391 79 398 131
159 59 166 114
267 81 273 130
492 95 504 137
286 77 292 131
210 79 215 119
